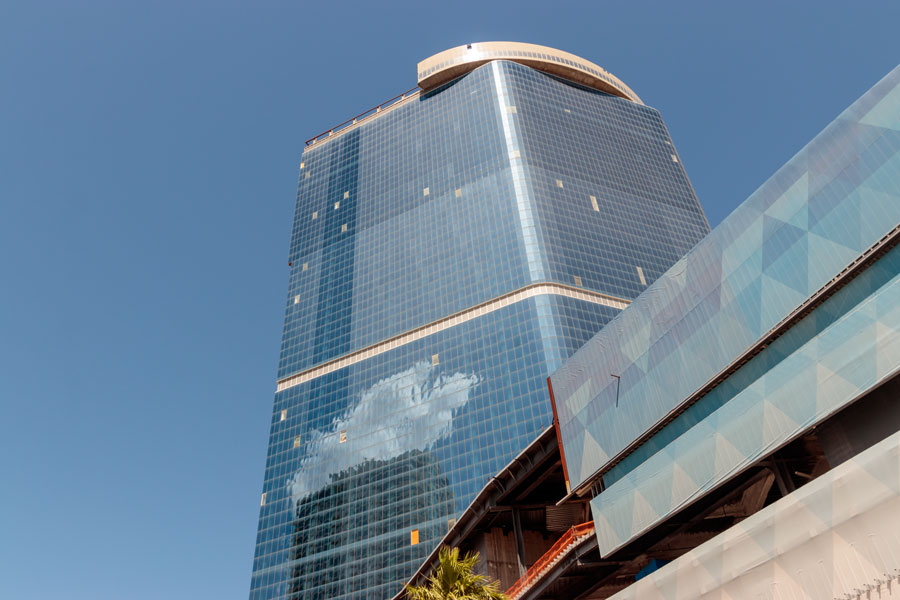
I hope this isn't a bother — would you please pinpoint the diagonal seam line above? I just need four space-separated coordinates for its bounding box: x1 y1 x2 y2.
564 219 900 501
276 283 630 392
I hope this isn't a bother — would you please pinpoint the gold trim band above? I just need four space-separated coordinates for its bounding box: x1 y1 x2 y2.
417 42 642 104
276 283 629 392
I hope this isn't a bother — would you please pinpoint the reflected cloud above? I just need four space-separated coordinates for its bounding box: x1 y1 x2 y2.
287 361 479 503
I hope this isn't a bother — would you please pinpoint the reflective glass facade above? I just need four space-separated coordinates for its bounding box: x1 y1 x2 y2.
550 65 900 557
250 58 709 600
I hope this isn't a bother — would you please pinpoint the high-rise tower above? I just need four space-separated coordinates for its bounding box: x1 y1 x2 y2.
249 42 710 600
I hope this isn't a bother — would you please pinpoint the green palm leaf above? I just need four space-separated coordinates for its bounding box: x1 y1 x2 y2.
406 547 508 600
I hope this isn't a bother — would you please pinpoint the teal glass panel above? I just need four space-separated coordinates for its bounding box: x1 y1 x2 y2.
552 65 900 492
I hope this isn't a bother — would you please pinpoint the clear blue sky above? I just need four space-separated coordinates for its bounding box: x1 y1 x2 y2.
1 1 897 598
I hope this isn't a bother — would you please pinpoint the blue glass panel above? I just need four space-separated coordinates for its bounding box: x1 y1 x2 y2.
552 65 900 498
251 59 709 600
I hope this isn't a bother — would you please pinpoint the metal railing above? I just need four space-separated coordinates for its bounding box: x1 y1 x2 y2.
506 521 595 600
305 87 420 147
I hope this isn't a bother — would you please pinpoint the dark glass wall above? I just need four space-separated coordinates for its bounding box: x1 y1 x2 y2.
250 60 709 600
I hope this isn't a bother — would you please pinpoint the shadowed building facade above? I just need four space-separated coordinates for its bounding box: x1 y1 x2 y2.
249 42 710 600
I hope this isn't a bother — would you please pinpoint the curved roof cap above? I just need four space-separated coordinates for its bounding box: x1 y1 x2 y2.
417 41 642 104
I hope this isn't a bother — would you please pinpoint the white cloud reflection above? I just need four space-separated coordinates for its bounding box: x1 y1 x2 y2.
287 361 479 503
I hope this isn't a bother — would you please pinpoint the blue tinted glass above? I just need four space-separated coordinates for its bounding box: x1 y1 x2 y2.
551 64 900 495
250 60 709 600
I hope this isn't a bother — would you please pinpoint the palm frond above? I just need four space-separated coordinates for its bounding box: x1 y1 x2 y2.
404 546 509 600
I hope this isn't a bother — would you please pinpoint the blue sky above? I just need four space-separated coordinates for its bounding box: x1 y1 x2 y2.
1 1 898 599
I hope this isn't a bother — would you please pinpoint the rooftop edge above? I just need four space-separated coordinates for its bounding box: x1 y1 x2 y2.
417 41 642 104
304 41 642 150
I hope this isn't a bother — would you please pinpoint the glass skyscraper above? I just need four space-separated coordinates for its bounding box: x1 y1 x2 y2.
249 42 710 600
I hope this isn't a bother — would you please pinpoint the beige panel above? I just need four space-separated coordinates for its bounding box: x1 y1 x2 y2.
417 42 642 104
276 283 629 392
609 431 900 600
